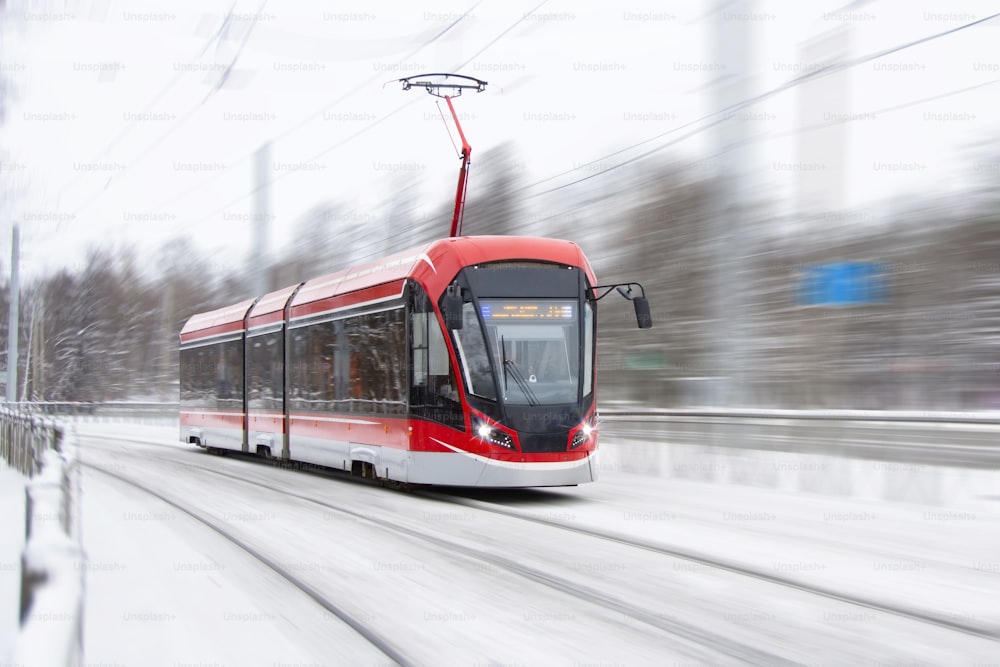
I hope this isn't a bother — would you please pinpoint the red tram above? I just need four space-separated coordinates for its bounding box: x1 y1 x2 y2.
179 235 650 487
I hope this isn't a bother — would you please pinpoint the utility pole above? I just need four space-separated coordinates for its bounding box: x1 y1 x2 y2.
6 223 19 403
709 1 752 406
252 142 270 296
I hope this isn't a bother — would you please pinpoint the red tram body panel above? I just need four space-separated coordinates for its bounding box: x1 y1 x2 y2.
180 236 605 487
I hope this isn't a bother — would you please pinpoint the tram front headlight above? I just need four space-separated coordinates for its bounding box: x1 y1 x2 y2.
475 420 515 449
570 419 596 449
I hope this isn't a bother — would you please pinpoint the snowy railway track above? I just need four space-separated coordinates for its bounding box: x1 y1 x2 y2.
77 433 756 663
86 432 1000 643
81 460 414 666
79 431 998 641
74 428 1000 663
416 489 1000 642
79 438 787 665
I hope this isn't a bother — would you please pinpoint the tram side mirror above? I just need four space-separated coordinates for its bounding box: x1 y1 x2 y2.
443 285 464 330
597 282 652 329
633 296 652 329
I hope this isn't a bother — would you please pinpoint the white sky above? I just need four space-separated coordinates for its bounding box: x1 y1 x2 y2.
0 0 998 278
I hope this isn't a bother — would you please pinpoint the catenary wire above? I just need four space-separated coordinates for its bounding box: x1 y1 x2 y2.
513 11 1000 199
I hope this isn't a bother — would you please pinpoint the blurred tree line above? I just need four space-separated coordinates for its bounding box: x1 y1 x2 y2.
2 142 998 410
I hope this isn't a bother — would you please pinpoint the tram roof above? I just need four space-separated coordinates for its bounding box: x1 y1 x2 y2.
179 297 257 341
291 236 594 309
247 282 303 330
180 236 596 340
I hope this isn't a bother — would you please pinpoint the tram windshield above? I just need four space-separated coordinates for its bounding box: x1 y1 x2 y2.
479 298 581 405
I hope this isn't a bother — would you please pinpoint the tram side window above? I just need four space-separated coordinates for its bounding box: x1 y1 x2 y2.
181 338 243 410
288 311 406 416
452 301 497 400
180 345 212 408
288 321 341 412
410 286 465 430
288 327 310 411
247 331 283 411
346 308 407 415
312 321 340 411
584 299 595 397
215 339 244 410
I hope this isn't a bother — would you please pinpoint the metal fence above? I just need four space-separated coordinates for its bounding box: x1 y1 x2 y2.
598 406 1000 468
0 409 64 477
0 407 83 666
9 400 177 421
12 400 999 466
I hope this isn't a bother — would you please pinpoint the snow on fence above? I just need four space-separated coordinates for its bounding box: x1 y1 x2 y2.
0 409 83 666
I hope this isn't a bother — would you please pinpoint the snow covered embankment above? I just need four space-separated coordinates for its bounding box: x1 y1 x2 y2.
597 430 999 513
0 412 84 666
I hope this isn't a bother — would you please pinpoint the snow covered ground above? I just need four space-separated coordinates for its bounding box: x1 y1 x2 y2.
81 458 389 665
8 420 1000 664
0 465 26 664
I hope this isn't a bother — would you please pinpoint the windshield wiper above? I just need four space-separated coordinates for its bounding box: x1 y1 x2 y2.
503 360 539 406
501 335 510 394
499 335 539 405
505 360 538 406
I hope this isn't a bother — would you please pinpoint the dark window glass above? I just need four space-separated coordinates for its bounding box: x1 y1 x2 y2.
480 298 581 405
349 308 407 415
451 300 498 400
247 330 283 411
288 307 407 416
410 283 465 431
584 299 595 398
179 337 243 410
288 320 342 412
180 345 211 408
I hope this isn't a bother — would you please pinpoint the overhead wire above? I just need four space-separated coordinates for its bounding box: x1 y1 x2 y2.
206 4 992 247
51 3 240 204
60 7 998 253
514 11 1000 200
144 0 486 217
176 0 549 230
66 0 269 221
60 1 479 224
517 77 1000 230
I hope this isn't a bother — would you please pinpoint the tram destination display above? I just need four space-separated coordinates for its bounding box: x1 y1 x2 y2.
480 300 576 322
